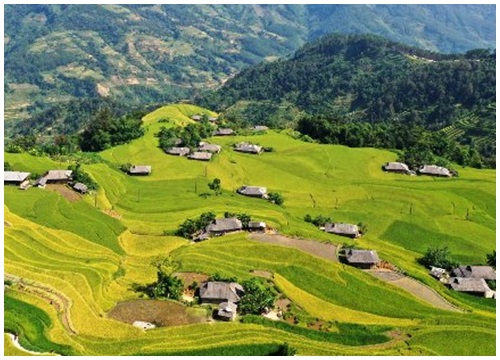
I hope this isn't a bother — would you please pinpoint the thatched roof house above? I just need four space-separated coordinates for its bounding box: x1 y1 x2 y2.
253 125 269 132
448 277 493 297
188 152 212 161
128 165 152 175
213 128 235 136
73 182 88 194
236 185 267 198
345 249 379 268
208 117 218 123
198 142 221 153
166 147 191 156
248 221 266 231
35 170 73 187
234 142 263 154
206 218 243 235
418 165 451 177
4 171 30 184
217 301 238 321
199 282 245 304
451 266 496 280
324 223 360 238
383 162 411 174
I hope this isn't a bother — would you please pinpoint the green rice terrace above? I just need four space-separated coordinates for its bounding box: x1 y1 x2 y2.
4 104 496 356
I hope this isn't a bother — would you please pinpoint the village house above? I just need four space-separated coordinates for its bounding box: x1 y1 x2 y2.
206 218 243 236
188 152 212 161
236 185 268 198
448 277 494 298
234 142 263 154
418 165 452 177
199 281 245 304
72 182 88 194
382 162 411 174
429 266 450 283
253 125 269 132
324 223 361 238
198 142 221 153
345 249 380 269
166 147 191 156
4 171 30 189
217 301 238 321
208 117 218 123
248 221 267 232
128 165 152 176
451 266 496 281
191 115 202 121
35 170 73 188
213 128 235 136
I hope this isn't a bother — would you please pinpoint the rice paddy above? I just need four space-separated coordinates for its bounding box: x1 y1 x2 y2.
4 104 495 355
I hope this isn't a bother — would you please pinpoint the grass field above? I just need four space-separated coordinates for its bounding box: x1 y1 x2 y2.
3 104 495 355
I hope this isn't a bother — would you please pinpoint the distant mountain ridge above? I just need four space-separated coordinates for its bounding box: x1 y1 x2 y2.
4 4 496 124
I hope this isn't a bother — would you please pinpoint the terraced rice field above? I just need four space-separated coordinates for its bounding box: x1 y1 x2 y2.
4 104 496 355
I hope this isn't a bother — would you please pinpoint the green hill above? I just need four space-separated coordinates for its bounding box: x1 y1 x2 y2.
5 4 495 124
4 104 495 355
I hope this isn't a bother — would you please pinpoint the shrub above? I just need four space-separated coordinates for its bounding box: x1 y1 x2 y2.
268 192 284 206
419 246 458 270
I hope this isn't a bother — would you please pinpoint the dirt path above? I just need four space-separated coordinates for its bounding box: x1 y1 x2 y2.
5 274 78 334
365 270 462 312
249 233 338 262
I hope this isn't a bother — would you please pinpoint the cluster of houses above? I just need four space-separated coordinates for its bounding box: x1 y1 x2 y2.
165 141 222 162
4 169 89 194
430 265 496 298
382 162 455 177
198 281 245 321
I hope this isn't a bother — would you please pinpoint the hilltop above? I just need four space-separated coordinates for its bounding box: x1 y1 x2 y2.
4 104 496 356
5 4 495 123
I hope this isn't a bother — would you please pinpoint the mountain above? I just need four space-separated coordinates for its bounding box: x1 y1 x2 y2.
4 4 495 124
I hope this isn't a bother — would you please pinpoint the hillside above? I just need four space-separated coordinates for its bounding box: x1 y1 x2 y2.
4 104 496 356
4 4 495 124
200 34 496 168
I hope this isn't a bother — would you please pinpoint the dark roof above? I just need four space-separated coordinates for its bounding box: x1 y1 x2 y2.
198 142 221 153
206 218 243 233
73 182 88 193
129 165 152 174
199 282 244 303
418 165 451 177
449 277 491 293
451 266 496 280
188 152 212 161
4 171 30 182
324 223 360 237
383 162 409 172
166 147 191 156
217 301 237 319
346 249 379 264
45 170 73 181
234 142 262 154
213 128 234 136
237 185 267 196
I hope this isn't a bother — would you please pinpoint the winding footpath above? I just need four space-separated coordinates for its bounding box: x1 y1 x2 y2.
249 233 462 312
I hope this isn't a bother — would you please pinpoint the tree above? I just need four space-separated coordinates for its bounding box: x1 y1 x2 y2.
150 257 183 300
486 251 496 269
272 343 297 356
176 218 199 239
268 192 284 206
419 246 458 270
236 213 251 228
208 178 222 195
4 162 12 171
238 278 276 315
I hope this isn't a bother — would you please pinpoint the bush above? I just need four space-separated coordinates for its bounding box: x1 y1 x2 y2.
268 192 284 206
419 246 458 270
304 214 331 226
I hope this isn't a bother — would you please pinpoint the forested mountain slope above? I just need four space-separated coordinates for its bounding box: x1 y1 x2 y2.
4 4 495 123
